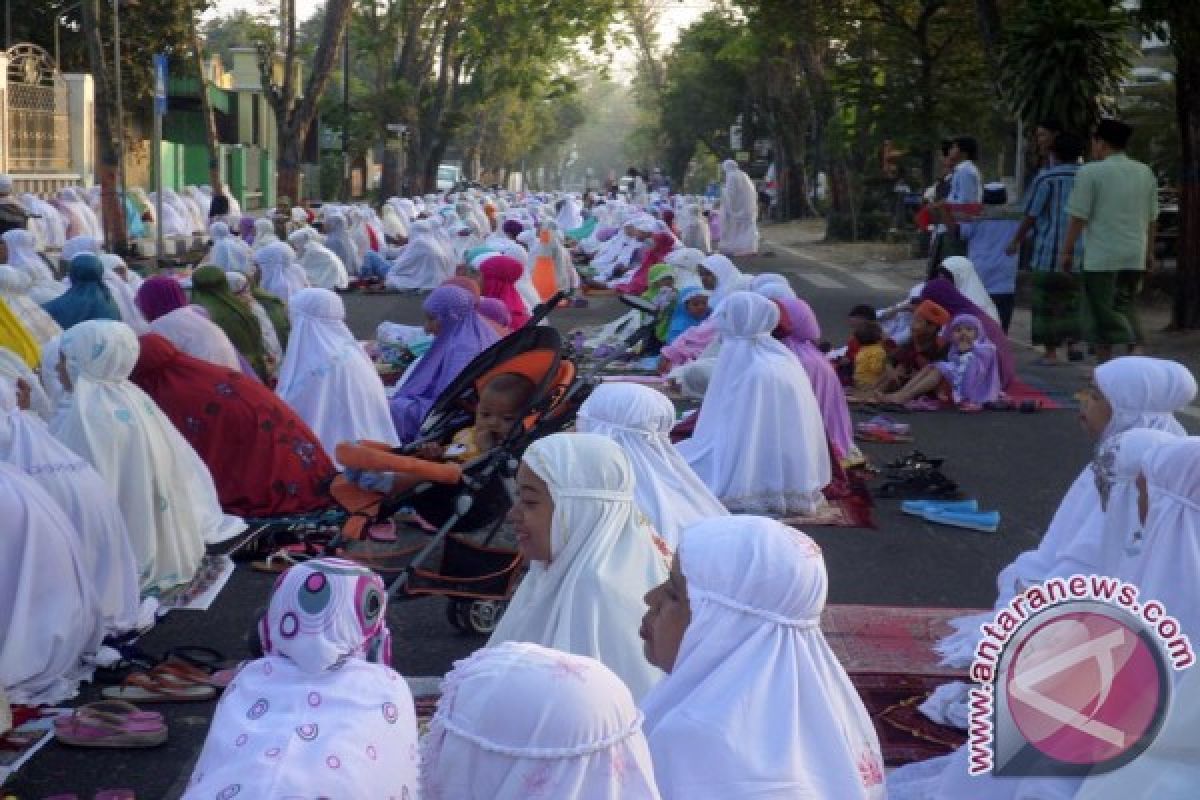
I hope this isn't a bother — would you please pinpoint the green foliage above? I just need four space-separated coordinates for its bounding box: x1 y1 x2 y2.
998 0 1137 135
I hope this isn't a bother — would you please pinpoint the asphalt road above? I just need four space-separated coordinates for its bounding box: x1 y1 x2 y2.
10 241 1194 799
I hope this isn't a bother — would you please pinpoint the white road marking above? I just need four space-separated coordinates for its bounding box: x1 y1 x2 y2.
855 272 902 291
798 273 847 290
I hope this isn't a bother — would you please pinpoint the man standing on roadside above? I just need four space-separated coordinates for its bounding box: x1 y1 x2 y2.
1007 132 1086 364
1061 119 1157 362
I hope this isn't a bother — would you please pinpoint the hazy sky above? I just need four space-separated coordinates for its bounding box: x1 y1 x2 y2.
209 0 712 75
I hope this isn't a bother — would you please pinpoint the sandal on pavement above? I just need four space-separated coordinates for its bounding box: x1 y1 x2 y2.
54 705 168 748
251 548 312 574
101 668 218 703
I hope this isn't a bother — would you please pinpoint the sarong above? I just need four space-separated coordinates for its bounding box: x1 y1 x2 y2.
1081 270 1134 346
1030 271 1081 347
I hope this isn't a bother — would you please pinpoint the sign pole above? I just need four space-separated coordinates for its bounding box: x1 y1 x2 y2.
153 53 166 269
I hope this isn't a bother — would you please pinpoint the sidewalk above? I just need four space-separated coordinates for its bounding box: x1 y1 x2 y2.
761 218 1200 417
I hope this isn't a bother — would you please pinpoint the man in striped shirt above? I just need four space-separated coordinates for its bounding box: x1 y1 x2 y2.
1007 132 1085 364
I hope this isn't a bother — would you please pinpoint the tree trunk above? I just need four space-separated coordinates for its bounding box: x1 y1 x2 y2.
974 0 1004 72
82 0 127 250
277 137 302 204
187 5 223 190
1172 43 1200 328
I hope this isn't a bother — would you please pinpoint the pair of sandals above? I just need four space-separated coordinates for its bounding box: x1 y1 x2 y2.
876 452 960 499
54 700 167 750
99 647 235 706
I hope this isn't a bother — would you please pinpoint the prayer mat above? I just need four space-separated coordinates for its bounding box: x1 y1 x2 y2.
157 555 236 613
820 604 981 677
780 471 876 529
853 674 968 765
1002 377 1071 410
0 707 71 783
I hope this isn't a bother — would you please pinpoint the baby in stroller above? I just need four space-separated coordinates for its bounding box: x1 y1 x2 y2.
333 371 538 538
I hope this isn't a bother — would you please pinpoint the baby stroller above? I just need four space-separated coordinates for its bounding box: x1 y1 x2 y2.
330 292 595 633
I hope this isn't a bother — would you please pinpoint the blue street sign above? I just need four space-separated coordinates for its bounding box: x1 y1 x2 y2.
153 54 168 116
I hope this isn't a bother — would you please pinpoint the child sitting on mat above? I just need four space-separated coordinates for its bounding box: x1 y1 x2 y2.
851 320 888 392
881 313 1001 411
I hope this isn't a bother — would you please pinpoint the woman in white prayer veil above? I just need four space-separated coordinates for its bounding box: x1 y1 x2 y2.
99 253 149 333
0 461 105 706
640 516 885 800
51 320 243 593
0 377 139 635
0 346 53 420
0 266 61 345
662 247 704 290
290 229 348 290
717 159 759 256
276 288 398 464
677 292 831 515
577 383 728 549
151 190 190 237
420 641 662 800
933 356 1197 672
251 217 279 251
380 203 408 240
2 228 64 303
556 194 584 231
206 221 252 273
678 201 712 253
940 255 1000 323
323 211 361 276
384 218 457 290
488 433 669 700
254 241 309 303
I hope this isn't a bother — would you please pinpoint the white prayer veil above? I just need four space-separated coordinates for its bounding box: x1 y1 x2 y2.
2 229 63 303
577 383 728 549
0 460 104 706
52 320 240 592
940 255 1001 322
276 288 398 463
749 272 796 300
677 292 831 515
207 221 253 274
488 433 668 699
0 265 62 344
640 516 885 799
0 376 139 635
254 241 308 303
663 247 705 290
420 641 661 800
384 219 457 290
149 307 242 372
700 253 750 307
0 345 52 420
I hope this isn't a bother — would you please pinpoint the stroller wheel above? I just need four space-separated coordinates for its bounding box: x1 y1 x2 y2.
464 600 506 636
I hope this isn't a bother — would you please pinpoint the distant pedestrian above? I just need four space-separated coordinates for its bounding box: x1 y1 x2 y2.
1007 131 1085 364
928 136 982 276
717 160 759 256
1062 119 1158 362
959 183 1020 331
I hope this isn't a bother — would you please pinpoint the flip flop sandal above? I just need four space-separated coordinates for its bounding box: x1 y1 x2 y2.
251 548 312 574
68 700 164 725
161 646 228 673
366 520 399 543
54 707 168 748
155 658 232 690
101 670 218 703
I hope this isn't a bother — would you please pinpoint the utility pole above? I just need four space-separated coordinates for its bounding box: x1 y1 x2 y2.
113 0 128 249
341 27 350 201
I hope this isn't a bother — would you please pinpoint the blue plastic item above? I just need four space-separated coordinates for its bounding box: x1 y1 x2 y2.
923 509 1001 533
901 499 979 516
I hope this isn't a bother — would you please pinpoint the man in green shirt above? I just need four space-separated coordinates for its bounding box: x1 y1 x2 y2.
1060 118 1158 362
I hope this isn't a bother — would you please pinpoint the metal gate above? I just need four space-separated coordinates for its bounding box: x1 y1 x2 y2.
6 44 69 173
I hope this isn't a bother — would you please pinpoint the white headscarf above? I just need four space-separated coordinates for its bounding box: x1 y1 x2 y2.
254 241 309 303
1093 428 1179 580
323 212 361 276
384 219 457 290
577 383 728 549
488 433 669 699
0 461 104 706
1123 437 1200 646
184 558 418 800
149 307 243 372
207 221 253 274
718 160 759 256
750 272 796 300
2 228 64 304
99 253 149 333
51 320 241 593
296 237 350 291
941 256 1000 322
0 265 61 344
0 377 139 635
700 253 750 307
663 247 705 289
0 346 52 420
936 356 1196 668
641 517 884 800
251 217 280 251
421 641 661 800
276 288 398 463
677 292 830 515
556 194 584 231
